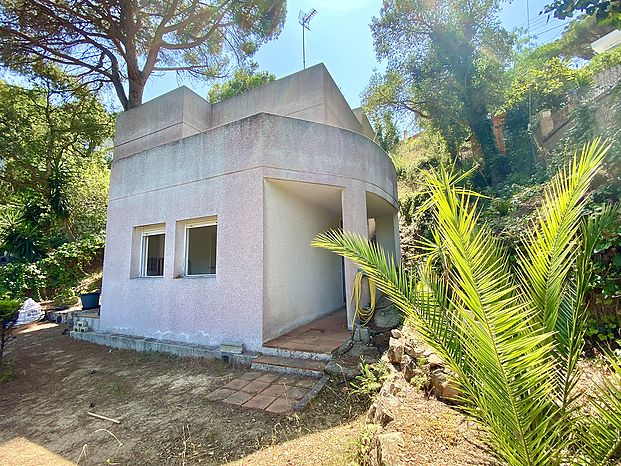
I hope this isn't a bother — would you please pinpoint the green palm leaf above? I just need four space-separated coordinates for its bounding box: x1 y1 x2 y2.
313 141 612 466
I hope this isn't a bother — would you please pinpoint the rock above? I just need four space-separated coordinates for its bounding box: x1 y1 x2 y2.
335 338 354 356
379 372 403 397
324 360 360 381
387 337 404 364
370 393 399 427
373 304 403 329
390 328 402 339
374 432 405 466
401 356 417 383
430 369 459 401
427 353 444 369
404 343 426 359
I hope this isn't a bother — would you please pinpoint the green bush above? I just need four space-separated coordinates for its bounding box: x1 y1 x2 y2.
0 262 45 300
0 234 104 300
351 361 389 397
38 234 104 295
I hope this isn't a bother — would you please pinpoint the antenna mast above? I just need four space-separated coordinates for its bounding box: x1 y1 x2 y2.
299 9 317 69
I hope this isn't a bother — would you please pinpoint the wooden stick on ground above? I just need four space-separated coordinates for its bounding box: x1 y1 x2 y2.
87 412 121 424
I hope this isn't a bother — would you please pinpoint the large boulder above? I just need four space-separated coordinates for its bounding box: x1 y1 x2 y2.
373 302 403 329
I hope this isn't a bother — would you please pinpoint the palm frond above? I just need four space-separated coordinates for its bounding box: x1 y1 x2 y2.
313 144 613 466
516 138 609 337
420 167 558 466
555 204 620 414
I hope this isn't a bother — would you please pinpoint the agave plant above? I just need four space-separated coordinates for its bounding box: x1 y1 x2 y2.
312 139 621 466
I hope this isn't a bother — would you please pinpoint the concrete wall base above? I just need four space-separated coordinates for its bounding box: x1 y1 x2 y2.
70 331 257 365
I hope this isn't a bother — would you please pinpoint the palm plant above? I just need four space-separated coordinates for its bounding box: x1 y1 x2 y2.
312 139 621 466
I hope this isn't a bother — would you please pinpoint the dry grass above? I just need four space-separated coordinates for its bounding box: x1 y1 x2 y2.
0 322 367 465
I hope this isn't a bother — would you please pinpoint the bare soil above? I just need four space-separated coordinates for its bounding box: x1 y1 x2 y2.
0 323 367 465
0 322 506 466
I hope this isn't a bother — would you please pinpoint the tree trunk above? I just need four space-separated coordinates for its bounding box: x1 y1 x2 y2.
461 83 505 186
468 108 503 185
127 76 145 109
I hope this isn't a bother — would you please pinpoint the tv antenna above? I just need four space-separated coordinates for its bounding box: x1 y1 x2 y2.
299 8 317 69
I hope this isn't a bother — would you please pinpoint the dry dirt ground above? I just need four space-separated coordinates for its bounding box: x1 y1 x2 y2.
0 322 368 465
0 322 502 466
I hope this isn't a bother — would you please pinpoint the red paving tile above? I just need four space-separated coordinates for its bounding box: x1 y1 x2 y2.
261 384 289 397
277 376 298 385
222 391 254 406
284 387 309 401
224 378 250 390
265 397 295 414
255 373 281 383
295 378 316 388
211 371 319 413
243 394 278 410
241 380 271 394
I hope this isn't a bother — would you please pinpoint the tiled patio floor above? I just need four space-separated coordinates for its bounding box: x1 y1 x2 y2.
263 308 349 355
206 371 319 414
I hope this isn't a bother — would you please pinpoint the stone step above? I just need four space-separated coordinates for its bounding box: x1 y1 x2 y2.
251 355 327 378
259 345 333 362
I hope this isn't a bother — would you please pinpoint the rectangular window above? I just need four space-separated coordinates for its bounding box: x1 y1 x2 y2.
141 227 165 277
185 221 217 275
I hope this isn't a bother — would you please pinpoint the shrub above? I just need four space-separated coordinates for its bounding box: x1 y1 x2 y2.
351 361 389 397
0 234 104 300
0 262 45 300
38 234 104 296
0 299 20 365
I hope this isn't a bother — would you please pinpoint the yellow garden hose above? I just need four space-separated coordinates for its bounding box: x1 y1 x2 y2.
352 270 377 325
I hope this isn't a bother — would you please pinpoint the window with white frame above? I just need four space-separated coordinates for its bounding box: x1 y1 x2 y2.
141 226 165 277
185 220 217 275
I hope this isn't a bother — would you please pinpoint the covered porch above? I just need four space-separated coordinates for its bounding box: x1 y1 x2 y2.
263 308 350 356
262 178 399 348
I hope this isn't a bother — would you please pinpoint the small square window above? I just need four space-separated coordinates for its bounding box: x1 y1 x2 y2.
141 228 165 277
185 222 217 275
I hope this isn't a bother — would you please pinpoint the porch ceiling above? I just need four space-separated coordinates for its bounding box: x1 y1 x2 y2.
266 179 343 215
366 191 398 218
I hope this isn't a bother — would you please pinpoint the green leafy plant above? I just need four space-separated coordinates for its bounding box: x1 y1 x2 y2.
351 361 390 397
39 234 104 294
0 262 45 300
313 139 621 465
0 299 20 365
587 315 620 342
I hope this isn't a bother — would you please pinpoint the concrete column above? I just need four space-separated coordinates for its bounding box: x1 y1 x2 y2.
375 213 401 264
342 184 368 329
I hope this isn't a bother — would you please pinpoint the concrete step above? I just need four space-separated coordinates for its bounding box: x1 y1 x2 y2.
259 345 332 362
251 355 326 378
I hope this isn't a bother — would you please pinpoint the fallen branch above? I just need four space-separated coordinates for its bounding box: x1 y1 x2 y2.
87 412 121 424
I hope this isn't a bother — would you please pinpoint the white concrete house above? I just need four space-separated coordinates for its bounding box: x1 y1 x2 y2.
96 64 399 354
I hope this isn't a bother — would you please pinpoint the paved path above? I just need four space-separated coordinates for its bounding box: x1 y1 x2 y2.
206 371 318 413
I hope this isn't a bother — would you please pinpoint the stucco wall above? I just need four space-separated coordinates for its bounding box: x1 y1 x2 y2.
114 87 212 160
263 180 344 342
211 64 365 136
102 110 397 350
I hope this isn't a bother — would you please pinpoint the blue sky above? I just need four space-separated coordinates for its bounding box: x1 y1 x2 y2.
143 0 570 108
